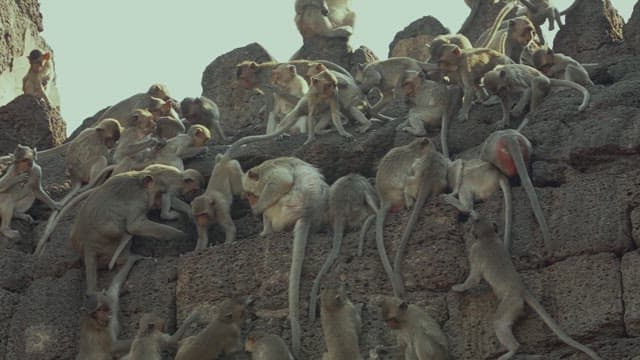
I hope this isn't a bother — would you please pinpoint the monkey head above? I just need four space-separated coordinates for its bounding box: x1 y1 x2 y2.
469 216 499 243
127 109 156 134
83 292 113 328
182 168 204 201
531 47 555 76
137 313 166 336
509 17 535 46
215 299 247 325
354 63 382 93
147 83 170 100
242 160 283 212
400 70 425 99
310 71 338 99
147 97 174 119
95 118 122 149
138 165 184 208
481 67 507 96
320 284 350 312
27 49 50 70
271 64 297 87
13 144 35 172
437 44 462 71
187 125 211 147
306 62 328 80
235 61 261 90
373 295 409 330
179 97 196 118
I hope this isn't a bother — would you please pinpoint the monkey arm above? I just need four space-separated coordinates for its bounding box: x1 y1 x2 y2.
126 216 186 241
166 309 200 349
211 121 228 142
179 146 207 160
119 138 159 159
0 171 27 192
263 84 301 104
451 260 483 292
30 166 60 209
111 339 133 357
171 197 193 219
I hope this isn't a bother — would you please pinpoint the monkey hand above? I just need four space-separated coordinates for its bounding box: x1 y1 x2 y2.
15 172 30 185
451 283 467 292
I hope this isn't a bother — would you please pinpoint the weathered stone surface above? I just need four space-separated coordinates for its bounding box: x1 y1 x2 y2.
0 289 21 358
388 16 449 60
622 251 640 336
0 250 34 292
554 0 626 62
0 95 66 154
445 253 623 359
625 1 640 54
290 36 353 70
458 0 516 44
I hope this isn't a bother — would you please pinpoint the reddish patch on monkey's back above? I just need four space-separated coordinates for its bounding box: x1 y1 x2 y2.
495 138 530 177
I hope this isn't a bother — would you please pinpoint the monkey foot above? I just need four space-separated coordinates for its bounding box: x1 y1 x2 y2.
1 229 20 239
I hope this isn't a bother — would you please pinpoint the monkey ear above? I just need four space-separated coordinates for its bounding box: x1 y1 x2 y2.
142 175 154 188
399 302 409 312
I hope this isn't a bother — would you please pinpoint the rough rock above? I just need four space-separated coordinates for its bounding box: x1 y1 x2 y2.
458 0 517 44
0 95 66 154
0 0 60 108
388 16 449 60
624 1 640 54
0 289 20 358
622 251 640 336
290 36 353 70
554 0 626 62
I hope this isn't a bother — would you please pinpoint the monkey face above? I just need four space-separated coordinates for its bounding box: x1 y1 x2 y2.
510 18 535 46
181 170 203 201
235 62 260 90
148 84 170 100
381 301 408 330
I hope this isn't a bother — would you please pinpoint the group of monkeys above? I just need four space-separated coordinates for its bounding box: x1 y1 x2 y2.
1 0 606 359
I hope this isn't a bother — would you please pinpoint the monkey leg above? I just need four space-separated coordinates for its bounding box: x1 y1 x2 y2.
553 8 564 29
347 106 372 133
494 296 525 360
127 218 186 241
566 64 594 86
160 193 180 221
497 93 513 129
511 88 531 119
535 24 546 44
304 109 317 146
13 211 34 224
108 234 133 270
260 214 273 236
402 114 427 136
357 214 375 257
218 205 237 243
441 190 475 216
529 76 551 114
329 102 354 140
266 111 278 135
375 202 400 297
0 202 19 239
451 260 482 292
106 254 143 341
84 249 99 294
440 111 452 159
459 82 476 122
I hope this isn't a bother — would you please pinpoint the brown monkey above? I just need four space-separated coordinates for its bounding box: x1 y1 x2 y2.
475 16 537 63
97 84 178 126
245 331 294 360
155 116 186 140
354 57 438 116
22 49 52 102
191 152 244 249
320 283 362 360
477 129 551 247
531 47 594 86
375 138 449 297
309 174 378 321
0 145 59 241
242 157 329 357
398 70 462 158
452 216 602 360
180 96 228 142
294 0 353 40
269 63 309 134
372 295 451 360
76 255 142 360
437 45 513 122
175 299 248 360
121 309 201 360
482 63 590 130
113 109 161 163
516 0 563 44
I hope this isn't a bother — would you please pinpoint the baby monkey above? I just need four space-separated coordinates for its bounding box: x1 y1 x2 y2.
22 49 52 102
452 216 601 360
245 332 294 360
531 47 594 87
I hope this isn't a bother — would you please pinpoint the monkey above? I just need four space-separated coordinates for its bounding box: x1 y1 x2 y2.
308 174 378 321
147 83 171 100
268 63 309 135
244 331 294 360
374 138 449 297
190 152 244 250
294 0 353 40
452 216 602 360
180 96 228 142
353 57 439 116
22 49 52 102
475 15 537 63
371 295 451 360
113 109 162 164
242 157 329 357
427 34 473 67
481 63 590 130
516 0 564 44
174 299 248 360
155 115 186 140
476 129 552 248
121 309 201 360
397 70 462 159
531 47 594 87
437 44 513 122
0 145 59 242
76 255 142 360
97 84 178 126
319 283 362 360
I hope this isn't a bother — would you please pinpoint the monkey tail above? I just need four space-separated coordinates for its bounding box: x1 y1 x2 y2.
224 109 301 158
476 1 518 48
36 142 70 159
309 216 345 321
523 292 602 360
375 202 400 297
504 137 552 248
548 79 590 111
289 217 311 358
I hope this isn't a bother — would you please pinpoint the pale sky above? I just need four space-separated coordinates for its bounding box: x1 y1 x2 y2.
39 1 635 134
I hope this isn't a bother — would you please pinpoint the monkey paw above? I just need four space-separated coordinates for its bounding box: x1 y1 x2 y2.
340 132 355 140
160 211 180 221
356 125 370 133
259 230 273 237
451 284 466 292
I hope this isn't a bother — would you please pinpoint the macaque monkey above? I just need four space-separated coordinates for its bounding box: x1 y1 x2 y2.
516 0 563 44
242 157 329 357
269 63 309 134
309 174 378 321
97 84 178 126
155 116 186 140
294 0 353 40
482 63 590 130
398 70 462 158
121 310 201 360
477 129 551 247
375 138 449 297
113 109 161 164
437 45 513 122
426 34 472 69
452 217 602 360
191 152 244 250
22 49 52 102
476 16 537 63
245 332 294 360
531 47 594 86
175 299 248 360
320 283 362 360
0 145 59 241
354 57 438 115
180 96 228 142
76 255 142 360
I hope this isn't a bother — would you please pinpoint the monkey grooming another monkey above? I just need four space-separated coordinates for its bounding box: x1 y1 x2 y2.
113 109 161 164
96 84 178 126
242 157 329 357
245 331 294 360
372 295 451 360
375 138 449 297
268 63 309 135
180 96 228 142
309 174 378 321
482 63 590 130
452 217 601 360
531 47 594 87
0 145 59 241
175 299 248 360
190 152 244 249
516 0 564 44
22 49 52 102
475 15 537 64
76 255 142 360
320 283 362 360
